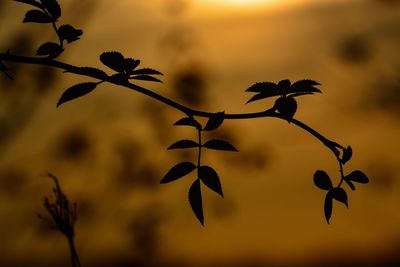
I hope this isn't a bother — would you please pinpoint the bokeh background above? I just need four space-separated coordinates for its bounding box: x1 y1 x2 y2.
1 0 399 266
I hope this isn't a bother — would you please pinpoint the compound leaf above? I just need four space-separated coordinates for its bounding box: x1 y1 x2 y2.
188 179 204 225
160 162 196 184
57 82 98 107
198 166 223 197
203 139 238 152
168 140 199 150
313 170 333 190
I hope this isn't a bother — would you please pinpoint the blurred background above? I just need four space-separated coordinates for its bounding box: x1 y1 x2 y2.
0 0 399 266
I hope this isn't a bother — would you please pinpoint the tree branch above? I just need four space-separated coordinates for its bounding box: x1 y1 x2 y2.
0 52 344 158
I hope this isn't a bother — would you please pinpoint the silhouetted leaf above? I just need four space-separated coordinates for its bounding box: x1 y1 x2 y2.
36 42 63 58
58 24 83 43
57 82 97 107
23 9 53 23
131 68 163 76
277 79 291 93
344 179 356 190
324 191 333 224
245 82 278 93
341 146 353 164
332 187 348 207
203 139 238 152
204 112 225 131
168 140 199 150
40 0 61 20
160 162 196 184
124 58 140 73
75 67 107 79
14 0 43 9
131 75 163 83
313 170 333 190
288 92 315 98
346 170 369 183
198 166 223 197
246 92 274 104
188 179 204 225
275 96 297 118
174 117 201 129
100 51 125 73
289 80 321 94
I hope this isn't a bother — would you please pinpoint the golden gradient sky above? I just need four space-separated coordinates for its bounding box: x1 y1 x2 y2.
1 0 399 266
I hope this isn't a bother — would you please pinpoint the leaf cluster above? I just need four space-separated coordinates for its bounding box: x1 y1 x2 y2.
161 114 238 225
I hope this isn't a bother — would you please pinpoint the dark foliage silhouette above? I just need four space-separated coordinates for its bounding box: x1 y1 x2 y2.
0 0 370 227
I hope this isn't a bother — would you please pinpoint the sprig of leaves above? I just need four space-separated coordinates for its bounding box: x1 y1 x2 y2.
15 0 82 58
313 158 369 224
161 114 237 225
246 79 321 119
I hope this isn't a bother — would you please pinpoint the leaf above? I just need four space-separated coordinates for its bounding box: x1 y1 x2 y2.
324 191 333 224
203 112 225 131
123 58 140 73
289 79 321 94
131 75 163 83
174 117 201 129
346 170 369 184
341 146 353 164
203 139 238 152
275 96 297 118
332 187 348 207
188 179 204 225
168 140 199 150
100 51 125 73
57 82 97 107
160 162 196 184
40 0 61 20
110 73 128 83
36 42 63 58
198 166 223 197
23 9 53 23
14 0 43 9
313 170 333 190
245 82 278 93
57 24 83 43
344 179 356 190
246 92 275 104
131 68 163 76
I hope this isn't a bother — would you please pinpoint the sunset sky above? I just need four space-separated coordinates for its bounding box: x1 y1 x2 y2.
0 0 399 266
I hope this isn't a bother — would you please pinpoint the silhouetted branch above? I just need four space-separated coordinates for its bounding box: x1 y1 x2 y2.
0 52 342 157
